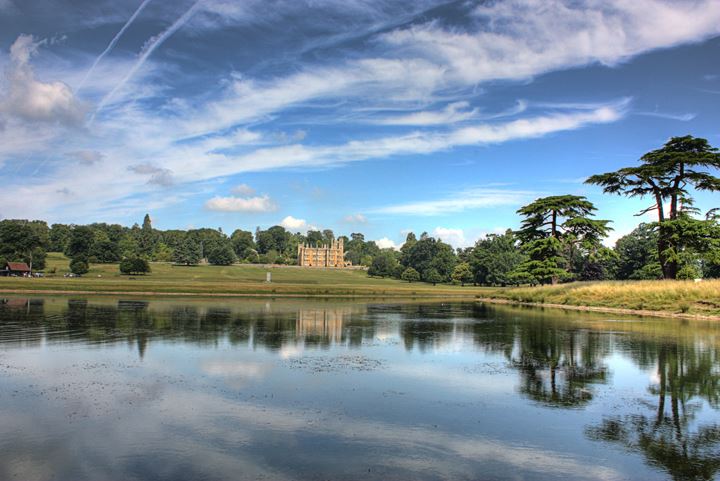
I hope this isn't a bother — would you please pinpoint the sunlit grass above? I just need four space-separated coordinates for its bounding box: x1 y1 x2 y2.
0 253 491 297
490 280 720 316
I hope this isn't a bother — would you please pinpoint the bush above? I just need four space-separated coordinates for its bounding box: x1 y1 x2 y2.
120 257 151 275
401 267 420 283
207 245 237 266
69 258 89 276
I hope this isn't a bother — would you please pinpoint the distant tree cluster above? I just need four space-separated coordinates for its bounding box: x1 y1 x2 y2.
1 135 717 284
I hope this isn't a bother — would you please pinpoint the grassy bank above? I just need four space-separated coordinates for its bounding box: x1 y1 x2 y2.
483 280 720 317
0 253 489 297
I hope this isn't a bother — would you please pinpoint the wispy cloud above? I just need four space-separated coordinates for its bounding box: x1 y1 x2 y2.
373 188 537 216
94 0 203 116
636 111 697 122
204 194 276 212
78 0 154 91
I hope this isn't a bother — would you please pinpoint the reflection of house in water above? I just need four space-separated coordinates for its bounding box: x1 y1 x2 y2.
296 308 349 344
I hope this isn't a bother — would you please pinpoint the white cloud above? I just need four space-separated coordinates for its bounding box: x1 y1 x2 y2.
373 188 537 216
204 194 277 213
636 111 696 121
374 101 477 126
375 237 399 250
231 183 256 196
128 163 174 186
343 213 367 224
0 35 86 124
432 227 466 248
280 215 309 231
65 150 104 165
382 0 720 85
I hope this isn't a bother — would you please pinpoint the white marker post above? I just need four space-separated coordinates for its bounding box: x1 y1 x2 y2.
266 272 272 283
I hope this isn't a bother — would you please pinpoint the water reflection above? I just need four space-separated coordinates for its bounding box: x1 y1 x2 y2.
587 342 720 481
1 297 720 480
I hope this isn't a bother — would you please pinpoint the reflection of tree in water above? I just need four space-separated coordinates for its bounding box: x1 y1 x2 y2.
510 320 609 408
586 343 720 481
0 298 373 357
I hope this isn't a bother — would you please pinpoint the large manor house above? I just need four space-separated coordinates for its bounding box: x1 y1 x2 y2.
297 238 351 268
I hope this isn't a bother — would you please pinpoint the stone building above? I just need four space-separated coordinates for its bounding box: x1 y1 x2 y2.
297 238 350 268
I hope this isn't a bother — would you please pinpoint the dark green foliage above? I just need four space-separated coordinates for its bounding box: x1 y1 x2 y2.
451 262 474 286
207 244 237 266
173 238 201 266
403 235 457 282
587 135 720 279
49 223 72 252
230 229 256 259
614 224 662 280
65 226 95 259
511 195 611 284
119 257 151 275
471 230 526 285
368 250 399 277
345 233 380 266
90 240 121 263
69 258 89 275
401 267 420 283
0 219 47 270
423 268 443 285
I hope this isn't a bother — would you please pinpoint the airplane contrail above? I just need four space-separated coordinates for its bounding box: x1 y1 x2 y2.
92 0 204 121
78 0 154 92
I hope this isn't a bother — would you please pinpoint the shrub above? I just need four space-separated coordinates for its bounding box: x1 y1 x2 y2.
69 258 89 276
207 245 237 266
401 267 420 283
120 257 151 275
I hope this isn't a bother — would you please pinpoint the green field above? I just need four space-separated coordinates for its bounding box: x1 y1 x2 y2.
0 253 489 297
3 254 719 318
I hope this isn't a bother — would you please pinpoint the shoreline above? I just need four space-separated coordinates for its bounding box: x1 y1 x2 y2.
476 297 720 321
0 288 480 300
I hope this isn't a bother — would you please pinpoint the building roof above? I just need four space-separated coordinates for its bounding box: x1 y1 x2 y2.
6 262 31 272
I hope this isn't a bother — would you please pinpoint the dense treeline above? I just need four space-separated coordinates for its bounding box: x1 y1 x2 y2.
0 214 385 275
1 135 718 283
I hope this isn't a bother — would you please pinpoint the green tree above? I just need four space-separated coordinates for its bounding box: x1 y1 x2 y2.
511 195 611 284
89 240 121 263
0 220 46 270
614 223 663 280
404 235 457 282
207 244 237 266
451 262 474 286
401 267 420 283
49 223 72 252
368 250 399 278
423 268 443 286
230 229 256 259
587 135 720 279
471 230 526 285
173 238 201 266
119 257 151 275
65 226 95 259
69 258 89 276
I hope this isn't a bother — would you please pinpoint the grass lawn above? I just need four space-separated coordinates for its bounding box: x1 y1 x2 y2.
485 280 720 317
0 253 490 297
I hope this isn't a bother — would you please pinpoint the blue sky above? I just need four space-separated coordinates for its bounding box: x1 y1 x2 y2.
0 0 719 249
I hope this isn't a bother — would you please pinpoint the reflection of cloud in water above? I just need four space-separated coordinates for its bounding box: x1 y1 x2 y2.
1 356 620 481
200 361 270 378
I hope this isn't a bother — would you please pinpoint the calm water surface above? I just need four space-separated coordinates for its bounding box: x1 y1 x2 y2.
1 297 719 481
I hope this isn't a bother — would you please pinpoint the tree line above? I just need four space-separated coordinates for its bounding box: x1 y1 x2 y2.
1 135 718 282
0 213 383 275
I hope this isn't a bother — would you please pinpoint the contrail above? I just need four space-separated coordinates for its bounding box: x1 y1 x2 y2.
92 0 203 121
78 0 154 92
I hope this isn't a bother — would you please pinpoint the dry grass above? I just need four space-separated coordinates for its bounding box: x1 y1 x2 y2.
489 280 720 316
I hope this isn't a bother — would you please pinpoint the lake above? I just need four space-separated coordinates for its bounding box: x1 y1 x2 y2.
1 297 719 481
